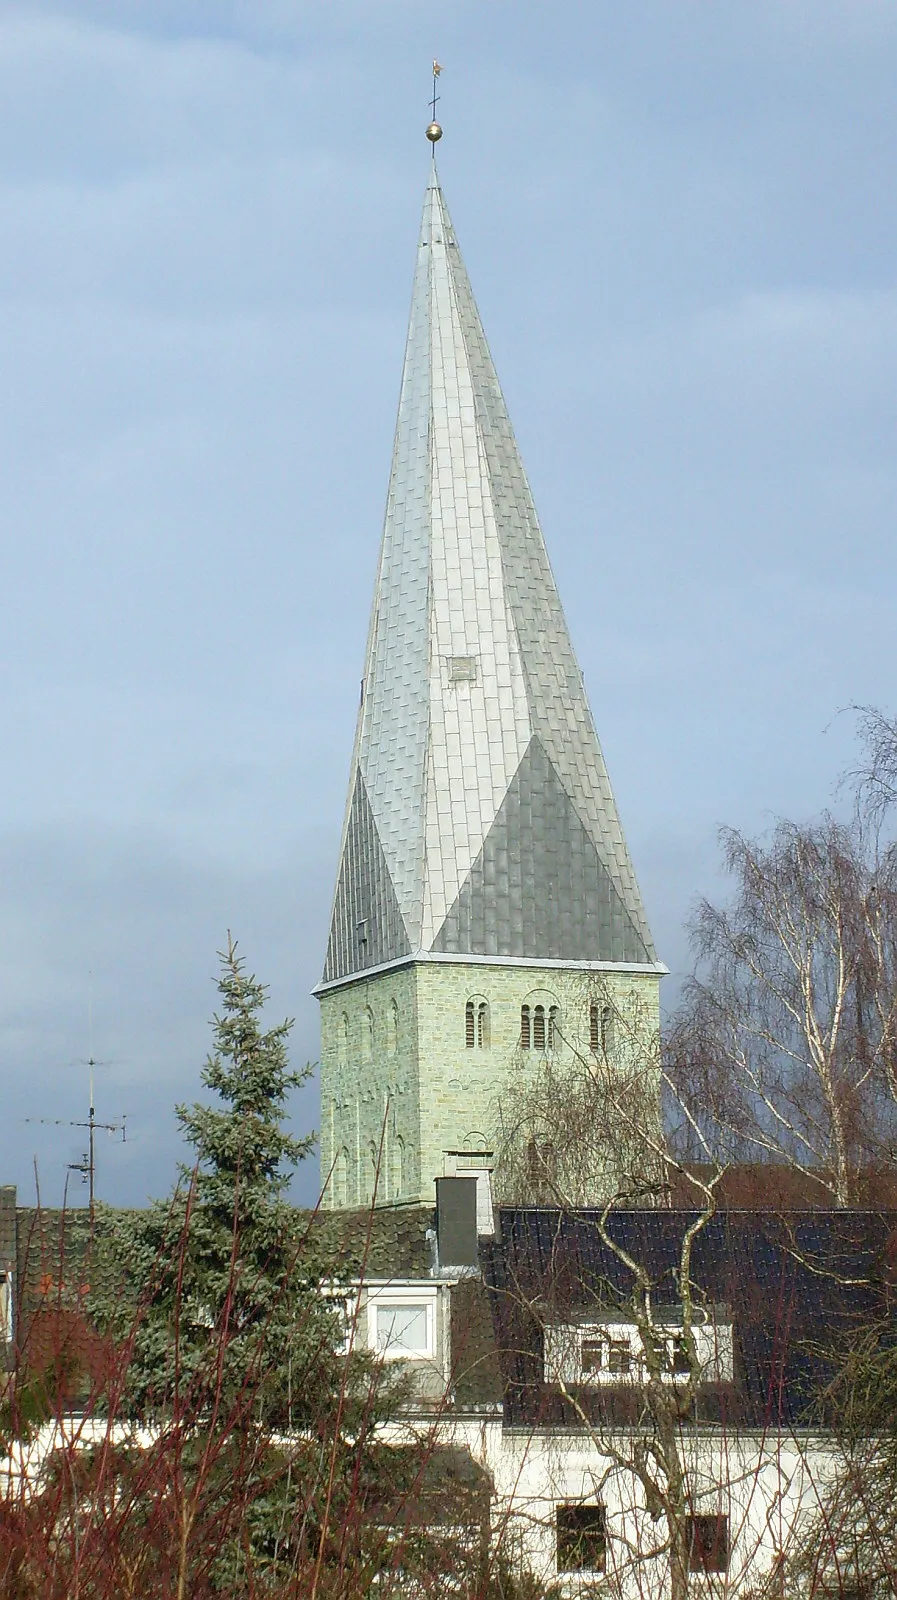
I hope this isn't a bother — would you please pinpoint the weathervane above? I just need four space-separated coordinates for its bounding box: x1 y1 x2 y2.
426 59 443 148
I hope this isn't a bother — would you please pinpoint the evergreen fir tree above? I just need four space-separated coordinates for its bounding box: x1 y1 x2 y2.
90 936 343 1428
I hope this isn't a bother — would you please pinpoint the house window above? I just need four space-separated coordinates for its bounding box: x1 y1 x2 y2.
466 1000 476 1048
520 1005 532 1049
533 1005 546 1053
477 1001 489 1050
545 1319 734 1388
581 1338 604 1374
370 1298 435 1360
607 1337 631 1375
667 1333 693 1376
556 1504 606 1574
688 1515 729 1573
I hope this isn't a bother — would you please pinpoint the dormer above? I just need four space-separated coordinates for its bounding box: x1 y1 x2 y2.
543 1311 734 1388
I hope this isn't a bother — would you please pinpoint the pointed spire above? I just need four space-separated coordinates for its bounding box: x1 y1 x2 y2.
323 171 657 986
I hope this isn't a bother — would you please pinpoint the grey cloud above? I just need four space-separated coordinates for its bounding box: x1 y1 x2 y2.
0 820 327 1210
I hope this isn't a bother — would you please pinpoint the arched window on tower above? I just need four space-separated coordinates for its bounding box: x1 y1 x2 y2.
590 1002 614 1059
533 1005 546 1054
547 1005 560 1051
333 1146 349 1208
391 1136 405 1200
338 1013 349 1068
520 1005 532 1049
387 998 398 1057
363 1007 374 1063
467 998 490 1049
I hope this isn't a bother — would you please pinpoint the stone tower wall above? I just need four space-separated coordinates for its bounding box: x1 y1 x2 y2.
319 961 661 1209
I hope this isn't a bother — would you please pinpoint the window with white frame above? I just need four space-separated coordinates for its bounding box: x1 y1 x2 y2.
544 1316 733 1386
367 1287 437 1361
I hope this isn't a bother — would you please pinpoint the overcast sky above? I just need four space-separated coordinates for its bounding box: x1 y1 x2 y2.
1 0 895 1209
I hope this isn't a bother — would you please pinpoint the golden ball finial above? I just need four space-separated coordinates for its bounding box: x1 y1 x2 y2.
426 121 443 144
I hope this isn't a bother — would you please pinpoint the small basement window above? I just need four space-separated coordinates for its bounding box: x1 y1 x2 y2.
688 1515 729 1573
556 1504 606 1573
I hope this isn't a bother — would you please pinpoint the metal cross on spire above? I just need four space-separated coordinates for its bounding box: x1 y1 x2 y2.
426 59 443 149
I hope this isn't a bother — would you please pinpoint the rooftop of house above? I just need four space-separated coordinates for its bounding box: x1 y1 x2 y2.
9 1186 897 1432
480 1205 897 1430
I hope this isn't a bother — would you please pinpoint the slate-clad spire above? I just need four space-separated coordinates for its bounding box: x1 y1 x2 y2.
323 169 656 986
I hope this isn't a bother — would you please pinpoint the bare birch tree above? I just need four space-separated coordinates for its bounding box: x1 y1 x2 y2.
670 818 897 1204
494 984 746 1600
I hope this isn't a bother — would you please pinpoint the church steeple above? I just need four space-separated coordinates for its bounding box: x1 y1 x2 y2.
323 168 656 988
317 164 661 1212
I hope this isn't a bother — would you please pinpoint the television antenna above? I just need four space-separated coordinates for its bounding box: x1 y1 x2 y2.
26 1057 127 1227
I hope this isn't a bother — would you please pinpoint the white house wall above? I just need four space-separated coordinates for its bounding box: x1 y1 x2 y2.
437 1418 837 1598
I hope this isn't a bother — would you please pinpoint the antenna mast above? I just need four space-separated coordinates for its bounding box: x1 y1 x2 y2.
26 1056 127 1231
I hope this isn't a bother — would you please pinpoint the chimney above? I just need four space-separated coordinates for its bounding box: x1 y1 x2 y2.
435 1176 479 1271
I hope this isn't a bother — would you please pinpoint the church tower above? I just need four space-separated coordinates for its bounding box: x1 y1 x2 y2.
317 160 663 1209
